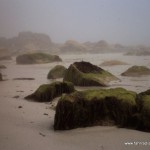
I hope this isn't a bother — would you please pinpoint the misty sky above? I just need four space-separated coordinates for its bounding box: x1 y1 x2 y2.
0 0 150 45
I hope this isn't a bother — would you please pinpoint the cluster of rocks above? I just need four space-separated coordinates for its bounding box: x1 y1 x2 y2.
24 61 150 132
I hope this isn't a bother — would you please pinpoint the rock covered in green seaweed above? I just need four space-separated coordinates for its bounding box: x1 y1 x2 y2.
63 61 118 87
137 89 150 131
16 53 62 64
121 66 150 77
54 88 137 130
47 65 67 79
25 81 75 102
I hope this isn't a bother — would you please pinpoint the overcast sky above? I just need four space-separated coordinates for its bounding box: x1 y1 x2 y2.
0 0 150 45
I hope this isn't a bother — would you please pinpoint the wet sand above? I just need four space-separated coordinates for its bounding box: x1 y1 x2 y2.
0 53 150 150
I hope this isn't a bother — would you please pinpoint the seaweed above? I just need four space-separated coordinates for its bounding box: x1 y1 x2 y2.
54 88 137 130
25 81 75 102
63 61 118 86
121 66 150 76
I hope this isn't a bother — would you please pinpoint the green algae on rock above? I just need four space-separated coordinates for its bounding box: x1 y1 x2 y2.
16 53 62 64
47 65 67 79
121 66 150 77
54 88 137 130
25 81 75 102
63 61 118 87
137 89 150 131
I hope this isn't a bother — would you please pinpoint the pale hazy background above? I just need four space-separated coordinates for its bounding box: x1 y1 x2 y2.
0 0 150 45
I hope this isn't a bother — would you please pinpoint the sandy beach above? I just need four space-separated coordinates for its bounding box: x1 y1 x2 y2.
0 53 150 150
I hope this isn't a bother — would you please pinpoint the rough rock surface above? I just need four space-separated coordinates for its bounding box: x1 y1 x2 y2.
47 65 67 79
25 81 75 102
136 89 150 131
63 61 118 86
121 66 150 77
54 88 137 130
54 88 150 132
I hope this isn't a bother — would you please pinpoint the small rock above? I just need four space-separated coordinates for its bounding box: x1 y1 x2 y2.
43 113 48 116
18 106 23 108
13 78 35 80
39 132 46 137
16 91 24 92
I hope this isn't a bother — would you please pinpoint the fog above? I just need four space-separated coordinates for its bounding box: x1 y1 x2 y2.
0 0 150 46
0 1 150 150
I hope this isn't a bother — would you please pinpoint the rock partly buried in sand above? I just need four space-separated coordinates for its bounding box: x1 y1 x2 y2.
0 65 6 69
137 89 150 131
0 56 12 61
13 78 35 80
100 60 128 66
0 73 2 81
54 88 137 130
16 53 62 64
63 61 118 86
25 81 75 102
121 66 150 77
47 65 67 79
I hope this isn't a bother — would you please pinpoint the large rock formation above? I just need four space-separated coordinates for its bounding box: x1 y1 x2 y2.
15 32 53 50
54 88 150 132
25 81 75 102
47 65 67 79
54 88 137 130
60 40 87 54
121 66 150 77
0 32 53 50
125 46 150 56
84 40 110 53
16 53 62 64
63 61 118 86
0 32 57 55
